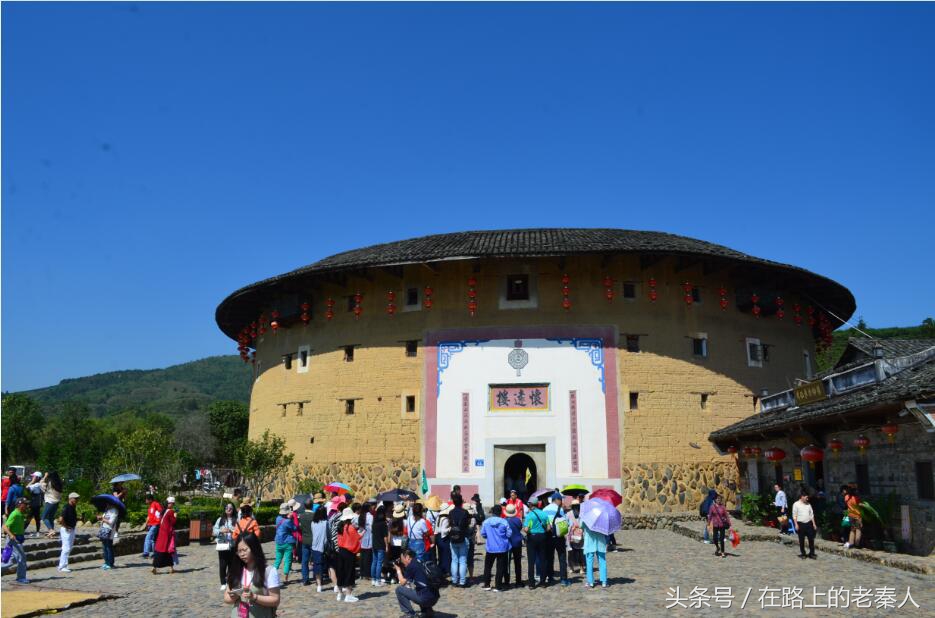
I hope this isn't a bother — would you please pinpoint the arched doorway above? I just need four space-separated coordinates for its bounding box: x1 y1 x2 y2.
503 453 537 502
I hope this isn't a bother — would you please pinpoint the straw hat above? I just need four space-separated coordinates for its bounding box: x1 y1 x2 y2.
339 507 356 521
505 503 517 517
68 492 80 499
240 496 255 507
392 504 407 518
424 495 443 511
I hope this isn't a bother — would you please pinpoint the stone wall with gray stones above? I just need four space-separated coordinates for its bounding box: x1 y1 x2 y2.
621 462 740 514
271 460 422 500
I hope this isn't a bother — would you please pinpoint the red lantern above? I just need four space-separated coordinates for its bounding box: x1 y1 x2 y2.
828 438 844 457
467 276 477 287
467 277 478 316
800 445 824 469
648 277 657 303
719 286 728 311
751 292 760 317
752 305 761 317
719 298 729 310
468 299 478 317
301 302 310 312
683 282 693 305
423 286 433 309
561 274 571 311
727 445 738 455
300 312 310 325
259 326 267 335
741 446 754 459
881 422 899 443
853 435 870 454
776 309 785 320
603 275 613 288
751 446 762 459
270 320 279 333
603 275 614 301
386 291 397 315
765 447 786 462
325 297 335 321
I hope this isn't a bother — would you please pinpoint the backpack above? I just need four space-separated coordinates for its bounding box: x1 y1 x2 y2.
421 558 445 590
448 510 468 544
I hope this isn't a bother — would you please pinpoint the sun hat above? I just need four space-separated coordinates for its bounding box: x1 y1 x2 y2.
499 497 507 505
438 503 454 516
392 504 407 518
279 503 290 515
240 496 255 507
505 504 517 517
292 502 302 512
68 492 80 499
31 471 42 478
340 507 356 521
424 495 443 511
527 498 538 506
167 496 176 503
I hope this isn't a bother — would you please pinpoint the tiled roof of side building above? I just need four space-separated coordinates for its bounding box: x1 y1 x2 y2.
216 228 855 340
845 338 935 360
709 355 935 441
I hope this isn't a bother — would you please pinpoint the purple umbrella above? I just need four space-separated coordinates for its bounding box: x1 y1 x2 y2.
580 497 622 535
529 488 554 502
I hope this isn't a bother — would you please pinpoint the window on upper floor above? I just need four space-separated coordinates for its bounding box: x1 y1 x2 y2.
506 274 530 301
746 337 763 368
405 340 418 357
622 282 637 300
405 395 416 413
344 399 356 415
406 287 419 307
692 336 708 359
625 335 640 353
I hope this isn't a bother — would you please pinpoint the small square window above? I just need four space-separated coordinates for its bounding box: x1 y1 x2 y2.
405 395 416 413
626 335 640 353
300 350 308 368
343 346 355 362
746 337 763 368
629 392 639 410
691 287 701 303
283 354 292 370
344 399 355 415
916 462 934 500
692 337 708 358
622 282 637 299
506 274 529 301
405 340 418 357
803 351 813 379
700 393 708 409
406 287 419 306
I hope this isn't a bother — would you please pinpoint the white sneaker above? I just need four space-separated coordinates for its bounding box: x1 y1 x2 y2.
336 592 343 601
602 582 608 588
842 543 850 550
344 594 359 603
316 584 322 593
58 567 72 573
333 585 340 593
220 585 227 592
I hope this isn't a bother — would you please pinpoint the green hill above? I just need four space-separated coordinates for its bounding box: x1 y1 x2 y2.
818 318 935 372
20 355 252 418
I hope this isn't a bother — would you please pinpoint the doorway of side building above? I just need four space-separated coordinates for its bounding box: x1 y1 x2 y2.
503 452 537 502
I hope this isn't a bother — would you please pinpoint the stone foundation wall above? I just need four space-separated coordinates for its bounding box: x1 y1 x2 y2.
621 462 740 514
272 461 422 499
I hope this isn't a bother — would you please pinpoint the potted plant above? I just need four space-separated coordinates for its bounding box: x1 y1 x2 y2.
859 493 900 552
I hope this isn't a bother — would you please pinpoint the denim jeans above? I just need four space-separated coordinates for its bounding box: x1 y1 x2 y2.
143 524 159 556
102 539 115 567
396 584 437 615
300 544 314 583
526 533 546 584
548 536 567 581
449 540 468 584
9 537 27 580
412 541 426 563
437 536 451 575
585 551 606 586
41 502 59 532
371 549 386 581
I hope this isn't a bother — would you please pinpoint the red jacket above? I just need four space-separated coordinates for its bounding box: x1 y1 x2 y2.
146 500 162 527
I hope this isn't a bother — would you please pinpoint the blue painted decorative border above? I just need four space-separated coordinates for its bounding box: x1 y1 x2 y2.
546 338 605 392
437 340 490 396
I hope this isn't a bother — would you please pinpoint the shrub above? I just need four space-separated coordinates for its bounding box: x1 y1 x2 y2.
740 493 770 523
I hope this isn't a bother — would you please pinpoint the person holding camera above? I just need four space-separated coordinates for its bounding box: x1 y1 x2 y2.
394 549 440 617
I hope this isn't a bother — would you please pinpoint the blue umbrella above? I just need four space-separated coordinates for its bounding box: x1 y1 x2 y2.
579 498 622 535
91 493 127 517
109 473 141 484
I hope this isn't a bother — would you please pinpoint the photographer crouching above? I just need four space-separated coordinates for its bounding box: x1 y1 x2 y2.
393 548 440 617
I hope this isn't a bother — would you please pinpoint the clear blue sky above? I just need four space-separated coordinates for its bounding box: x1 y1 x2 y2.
3 3 933 391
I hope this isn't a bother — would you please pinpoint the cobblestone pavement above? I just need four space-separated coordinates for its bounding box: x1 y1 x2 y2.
2 530 932 617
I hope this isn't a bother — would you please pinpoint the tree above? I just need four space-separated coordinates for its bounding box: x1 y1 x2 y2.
173 412 217 464
36 401 109 485
238 430 294 503
208 400 249 464
102 427 175 487
1 393 45 465
923 317 935 339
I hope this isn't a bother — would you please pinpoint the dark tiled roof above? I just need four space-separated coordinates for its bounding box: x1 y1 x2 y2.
709 355 935 441
845 338 935 360
216 228 855 339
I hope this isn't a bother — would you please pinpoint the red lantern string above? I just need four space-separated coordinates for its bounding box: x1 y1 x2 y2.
775 297 784 320
751 293 761 318
423 286 433 310
683 282 693 305
854 435 870 454
325 297 335 321
828 438 843 457
386 290 397 315
467 276 478 317
719 286 728 311
561 273 571 311
353 291 363 320
300 302 311 325
648 277 657 303
603 275 614 302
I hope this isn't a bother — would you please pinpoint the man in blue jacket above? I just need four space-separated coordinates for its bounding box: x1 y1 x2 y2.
480 504 511 591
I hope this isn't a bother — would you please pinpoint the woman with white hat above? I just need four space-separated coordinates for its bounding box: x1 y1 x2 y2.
335 507 361 602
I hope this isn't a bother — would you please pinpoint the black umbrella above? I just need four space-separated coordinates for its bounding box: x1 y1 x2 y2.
91 493 127 517
293 494 313 508
376 488 419 502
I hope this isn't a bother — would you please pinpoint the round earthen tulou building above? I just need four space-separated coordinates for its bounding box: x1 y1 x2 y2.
215 228 855 512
